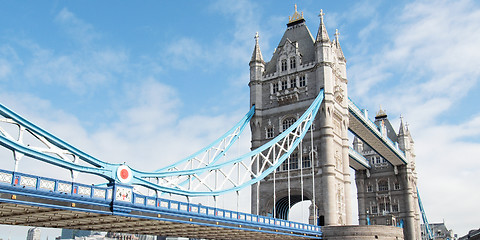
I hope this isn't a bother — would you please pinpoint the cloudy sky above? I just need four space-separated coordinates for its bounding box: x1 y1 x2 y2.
0 0 479 238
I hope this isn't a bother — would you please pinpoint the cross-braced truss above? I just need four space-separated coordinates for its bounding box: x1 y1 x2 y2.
0 90 324 197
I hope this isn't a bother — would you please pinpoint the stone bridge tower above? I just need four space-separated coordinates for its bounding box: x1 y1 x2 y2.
249 6 352 226
354 111 422 239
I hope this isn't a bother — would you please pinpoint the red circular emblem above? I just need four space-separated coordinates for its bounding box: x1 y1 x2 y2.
120 169 129 180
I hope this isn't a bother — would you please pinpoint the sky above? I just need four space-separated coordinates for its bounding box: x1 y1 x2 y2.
0 0 479 239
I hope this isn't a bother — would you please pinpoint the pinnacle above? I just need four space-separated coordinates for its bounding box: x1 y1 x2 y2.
250 32 264 64
316 9 330 43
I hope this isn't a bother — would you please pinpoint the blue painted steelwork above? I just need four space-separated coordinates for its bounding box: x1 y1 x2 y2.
417 188 433 240
0 90 322 197
155 105 255 172
0 169 322 238
0 103 254 186
128 89 325 196
347 98 407 165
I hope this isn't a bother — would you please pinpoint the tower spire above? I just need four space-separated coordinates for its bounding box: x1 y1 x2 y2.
399 115 406 136
334 29 345 61
250 32 264 64
316 9 330 43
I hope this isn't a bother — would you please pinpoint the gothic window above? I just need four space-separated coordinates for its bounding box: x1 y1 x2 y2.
302 154 311 168
299 75 306 87
290 57 296 69
281 160 288 171
394 182 400 190
272 83 279 93
378 180 389 191
367 185 373 192
281 59 287 71
290 78 296 88
282 117 296 131
380 201 391 213
371 205 378 214
392 203 399 212
281 80 288 90
266 127 274 139
290 152 299 170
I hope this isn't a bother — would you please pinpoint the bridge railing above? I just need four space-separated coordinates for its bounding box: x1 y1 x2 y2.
0 169 321 234
347 98 406 164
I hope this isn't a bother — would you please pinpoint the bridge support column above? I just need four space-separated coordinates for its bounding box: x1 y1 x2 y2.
320 102 337 226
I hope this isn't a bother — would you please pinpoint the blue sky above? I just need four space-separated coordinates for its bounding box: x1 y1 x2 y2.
1 0 480 238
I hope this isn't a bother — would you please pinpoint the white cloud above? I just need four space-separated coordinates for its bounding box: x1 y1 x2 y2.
54 8 100 46
346 0 480 235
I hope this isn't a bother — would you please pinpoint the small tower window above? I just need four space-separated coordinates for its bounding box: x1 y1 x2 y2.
281 80 288 90
367 185 373 192
290 78 296 88
371 205 378 214
394 182 400 190
282 117 296 131
290 57 296 69
302 154 311 168
266 127 274 139
281 160 288 171
392 203 399 212
272 83 279 93
378 180 389 191
299 75 306 87
290 152 299 169
281 59 287 71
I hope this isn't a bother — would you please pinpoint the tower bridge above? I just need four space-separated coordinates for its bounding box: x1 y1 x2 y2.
0 6 432 240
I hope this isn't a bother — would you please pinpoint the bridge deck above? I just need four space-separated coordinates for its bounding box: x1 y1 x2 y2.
348 147 371 170
348 99 407 166
0 170 321 239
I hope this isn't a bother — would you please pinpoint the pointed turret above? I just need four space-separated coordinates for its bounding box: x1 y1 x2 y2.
316 9 330 43
250 32 264 64
398 115 406 136
334 29 346 61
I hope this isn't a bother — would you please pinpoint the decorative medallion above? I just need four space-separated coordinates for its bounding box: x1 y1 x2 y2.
116 165 132 183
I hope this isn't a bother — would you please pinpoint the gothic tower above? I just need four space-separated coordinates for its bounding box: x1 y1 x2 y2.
354 109 422 240
249 6 352 226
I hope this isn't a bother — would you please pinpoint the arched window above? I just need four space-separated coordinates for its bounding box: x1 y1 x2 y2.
290 57 296 69
281 59 287 71
282 117 296 131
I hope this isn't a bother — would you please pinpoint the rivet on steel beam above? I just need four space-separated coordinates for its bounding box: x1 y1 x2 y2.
71 203 76 207
11 195 16 200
